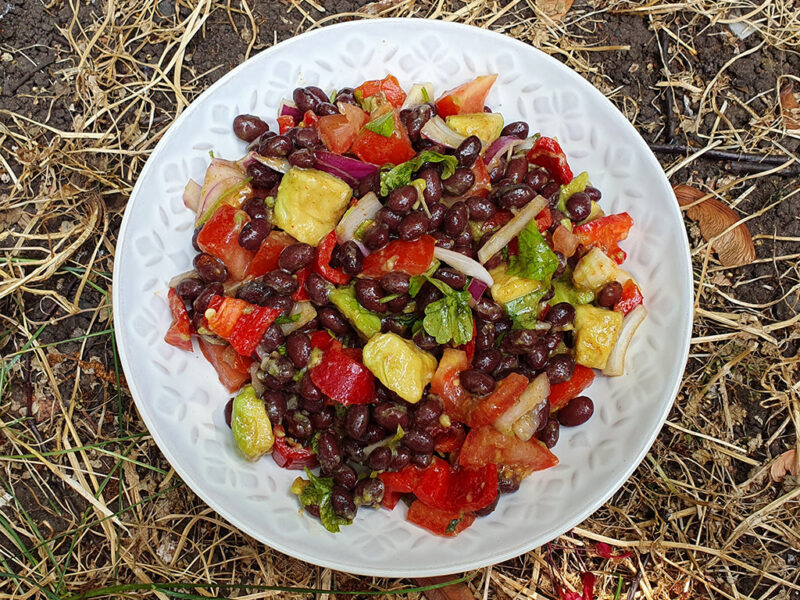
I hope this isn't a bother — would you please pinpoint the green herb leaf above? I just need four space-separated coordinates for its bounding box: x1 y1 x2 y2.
364 111 395 138
445 517 463 534
319 495 351 533
275 313 301 325
506 221 558 284
293 468 353 533
505 288 549 329
421 86 431 103
380 151 458 196
422 290 474 345
408 261 442 298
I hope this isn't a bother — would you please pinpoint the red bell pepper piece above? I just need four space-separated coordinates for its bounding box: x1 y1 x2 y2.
415 460 497 513
310 345 375 405
292 264 312 301
277 115 295 134
272 427 318 470
164 288 193 352
302 110 318 128
406 500 475 536
549 364 595 413
245 230 295 279
355 74 407 109
198 338 251 392
359 235 436 278
536 207 553 232
459 426 559 474
197 204 254 281
205 295 281 357
614 279 643 314
526 137 574 185
480 208 513 234
435 74 498 119
468 372 529 428
433 422 467 455
314 230 351 285
379 464 424 494
572 213 634 265
309 330 337 352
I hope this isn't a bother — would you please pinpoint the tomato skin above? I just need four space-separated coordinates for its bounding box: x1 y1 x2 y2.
205 295 282 357
318 104 370 154
549 365 595 413
415 459 498 513
468 373 529 428
379 464 425 509
406 500 475 536
302 110 318 127
272 428 318 469
314 230 351 285
197 205 254 281
351 110 415 166
433 422 467 455
435 74 498 118
355 74 407 108
480 208 513 234
614 279 643 314
430 348 471 424
535 207 553 232
526 136 574 186
277 115 295 134
459 426 558 474
573 213 634 265
164 288 193 351
310 346 375 405
359 235 436 278
244 230 295 279
197 338 251 392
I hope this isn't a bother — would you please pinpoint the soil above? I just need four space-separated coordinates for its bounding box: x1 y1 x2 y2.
1 0 798 598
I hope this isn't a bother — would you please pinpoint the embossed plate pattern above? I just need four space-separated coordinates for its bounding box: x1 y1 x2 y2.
113 19 692 576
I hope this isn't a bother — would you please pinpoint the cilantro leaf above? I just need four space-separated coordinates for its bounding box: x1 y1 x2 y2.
292 468 353 533
422 290 474 345
505 288 549 329
275 313 301 325
319 495 351 533
380 151 458 196
445 517 463 534
506 221 558 284
364 111 395 137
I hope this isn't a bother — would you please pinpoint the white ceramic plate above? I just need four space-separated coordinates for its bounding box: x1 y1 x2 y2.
113 18 692 577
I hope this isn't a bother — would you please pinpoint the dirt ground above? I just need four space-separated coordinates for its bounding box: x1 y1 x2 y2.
1 0 799 599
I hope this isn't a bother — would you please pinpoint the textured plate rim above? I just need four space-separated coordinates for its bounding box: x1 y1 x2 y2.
113 17 693 577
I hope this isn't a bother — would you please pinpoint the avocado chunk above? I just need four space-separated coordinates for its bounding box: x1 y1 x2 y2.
362 332 437 404
328 286 382 339
446 113 504 144
232 385 274 461
549 278 595 307
489 264 543 305
573 305 623 369
274 168 353 246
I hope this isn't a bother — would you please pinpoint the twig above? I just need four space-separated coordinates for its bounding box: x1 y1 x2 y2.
658 28 676 144
8 58 58 95
627 553 651 600
648 143 790 165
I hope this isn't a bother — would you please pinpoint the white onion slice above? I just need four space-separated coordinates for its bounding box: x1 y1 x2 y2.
433 247 494 287
421 115 466 149
280 301 318 336
168 269 199 288
494 373 550 436
401 83 435 110
477 195 547 264
602 305 647 376
335 192 381 244
183 180 202 213
251 154 291 174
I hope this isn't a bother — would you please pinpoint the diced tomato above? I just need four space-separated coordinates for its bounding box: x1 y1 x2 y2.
292 264 312 301
164 288 193 352
310 345 375 405
272 428 318 470
434 422 467 455
244 230 295 279
314 230 351 285
197 205 254 281
359 235 436 278
447 157 492 202
415 460 497 513
277 115 295 134
468 373 529 428
351 110 416 166
302 110 318 128
435 74 498 118
379 464 425 496
549 365 595 413
573 213 634 265
382 490 404 510
459 426 558 474
430 348 471 424
406 501 475 537
614 279 643 314
355 74 407 109
526 136 573 185
317 104 369 154
536 207 553 232
205 295 281 357
197 338 251 392
309 330 337 352
480 208 513 234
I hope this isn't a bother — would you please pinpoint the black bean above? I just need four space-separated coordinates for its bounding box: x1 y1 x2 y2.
429 231 453 249
388 446 411 472
237 279 271 306
388 185 417 214
262 269 298 296
330 485 357 520
584 186 601 201
386 294 410 313
546 302 576 327
299 373 322 405
246 162 281 189
284 409 313 439
351 279 383 314
193 283 223 315
238 218 270 251
455 135 481 168
597 281 623 308
333 464 357 489
498 473 520 494
545 353 575 384
224 398 233 428
566 191 591 221
318 431 343 473
533 398 551 433
524 169 548 192
423 203 443 232
288 148 316 168
412 330 437 351
193 253 228 283
373 402 410 431
474 297 503 322
493 354 519 379
175 278 204 303
335 87 357 105
539 419 560 448
558 396 594 426
346 405 370 440
304 272 330 306
277 243 313 273
501 121 529 139
541 181 561 206
336 241 362 276
284 331 310 368
502 329 541 354
525 341 549 370
233 114 269 142
358 172 380 197
474 349 502 374
381 316 408 335
475 496 499 516
374 207 401 232
484 251 503 270
413 398 443 428
404 429 434 453
304 504 321 517
489 158 506 183
315 101 338 116
452 243 475 258
418 167 443 203
442 201 468 237
411 452 433 468
475 323 496 352
192 227 202 252
353 478 384 507
293 87 319 113
294 127 320 150
543 330 563 352
363 222 390 251
342 437 366 463
242 197 269 220
460 369 496 396
398 211 430 241
505 157 529 183
380 272 410 295
415 282 443 315
433 267 466 290
362 423 387 444
262 391 287 423
553 251 567 279
405 104 435 140
368 446 392 471
260 135 293 157
498 184 535 209
256 326 284 357
443 167 475 196
318 307 349 335
466 196 496 221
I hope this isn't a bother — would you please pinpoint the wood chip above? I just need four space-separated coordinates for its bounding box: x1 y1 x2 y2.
536 0 574 20
770 449 798 483
779 82 800 131
414 577 477 600
673 184 756 268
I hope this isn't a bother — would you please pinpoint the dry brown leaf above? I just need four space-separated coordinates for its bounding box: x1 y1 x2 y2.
536 0 574 20
673 184 756 268
770 449 798 482
414 577 477 600
779 82 800 131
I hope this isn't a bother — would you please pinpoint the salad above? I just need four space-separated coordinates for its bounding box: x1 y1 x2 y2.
164 74 647 536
